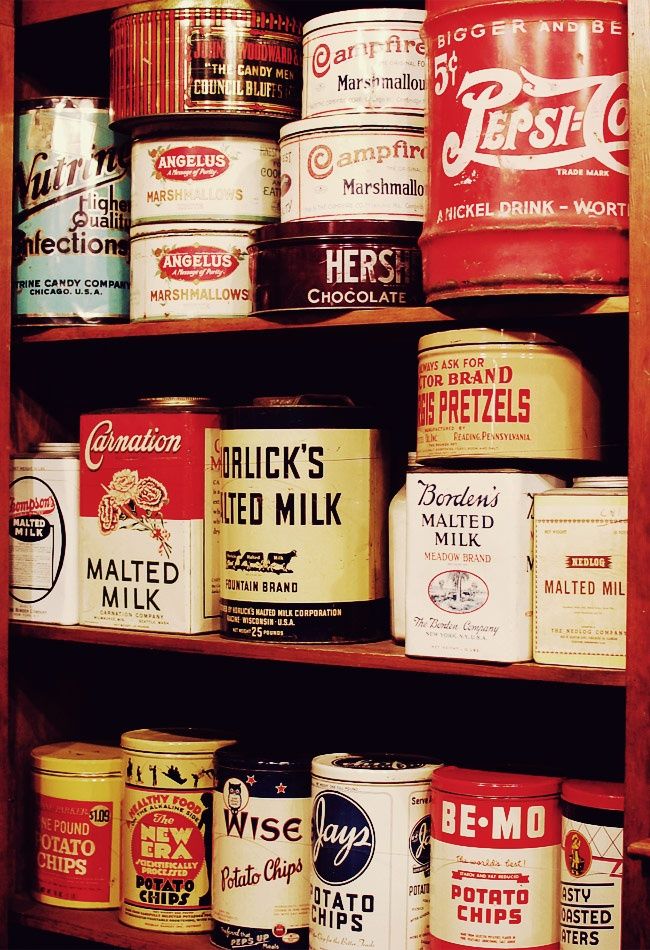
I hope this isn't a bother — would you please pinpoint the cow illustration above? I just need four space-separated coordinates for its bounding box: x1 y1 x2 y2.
238 551 265 571
267 550 297 573
225 549 241 570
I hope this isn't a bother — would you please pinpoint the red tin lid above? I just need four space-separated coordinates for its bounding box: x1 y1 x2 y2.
433 766 562 797
425 0 626 18
562 779 624 811
250 219 422 246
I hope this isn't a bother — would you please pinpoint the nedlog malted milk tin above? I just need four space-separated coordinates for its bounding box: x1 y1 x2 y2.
131 135 280 225
417 328 602 462
219 396 388 643
302 8 426 118
14 98 130 325
280 115 426 222
311 753 441 949
79 397 222 634
32 741 122 909
212 746 312 949
431 767 562 950
120 728 234 933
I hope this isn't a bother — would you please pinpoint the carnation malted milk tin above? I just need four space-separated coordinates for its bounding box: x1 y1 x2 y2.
417 328 602 462
110 0 302 131
120 729 234 933
311 753 441 949
302 8 426 118
130 224 252 320
79 397 222 634
14 98 130 325
212 746 312 949
405 469 564 663
219 395 388 643
420 0 628 299
131 135 280 225
32 742 122 909
561 780 624 950
431 767 562 950
280 115 426 222
10 442 80 626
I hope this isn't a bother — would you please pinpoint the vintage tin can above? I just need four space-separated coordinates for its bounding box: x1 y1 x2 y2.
131 134 280 225
417 328 602 462
219 395 388 643
212 746 312 949
130 223 252 320
280 114 426 222
13 98 130 325
79 397 222 634
311 752 441 949
420 0 628 300
249 220 423 314
405 469 564 663
110 0 302 131
10 442 80 626
534 477 627 669
561 780 624 950
32 741 122 909
120 728 234 933
302 8 426 118
431 767 562 949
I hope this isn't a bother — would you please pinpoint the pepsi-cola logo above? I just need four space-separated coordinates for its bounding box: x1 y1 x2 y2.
409 815 431 867
312 791 375 885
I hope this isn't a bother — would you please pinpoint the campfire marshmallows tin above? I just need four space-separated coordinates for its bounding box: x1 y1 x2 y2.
431 767 562 950
120 729 234 933
130 224 252 320
311 753 441 949
131 135 280 225
219 396 388 643
302 8 426 118
212 746 312 949
561 780 624 950
417 328 602 462
110 0 302 131
32 742 122 909
420 0 629 299
280 115 426 222
79 397 222 634
14 98 130 325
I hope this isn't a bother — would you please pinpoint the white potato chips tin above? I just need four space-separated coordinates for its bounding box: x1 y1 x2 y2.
279 115 426 222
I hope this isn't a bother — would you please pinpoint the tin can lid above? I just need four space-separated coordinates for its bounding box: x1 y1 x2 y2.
572 476 628 490
215 745 312 771
112 0 302 32
33 441 80 457
562 779 624 811
17 97 108 112
136 396 215 409
121 728 234 756
418 327 561 353
249 219 422 246
433 766 562 797
222 395 379 429
312 753 441 783
130 222 252 240
280 113 425 140
304 7 425 34
31 742 122 775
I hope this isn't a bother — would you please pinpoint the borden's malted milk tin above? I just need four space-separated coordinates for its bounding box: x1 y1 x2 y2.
212 746 312 949
120 729 234 933
431 767 562 950
311 753 441 949
79 397 222 634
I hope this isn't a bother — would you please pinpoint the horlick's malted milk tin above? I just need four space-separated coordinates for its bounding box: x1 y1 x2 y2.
79 397 222 634
120 729 234 933
431 767 562 950
32 742 122 909
310 753 441 949
212 746 312 949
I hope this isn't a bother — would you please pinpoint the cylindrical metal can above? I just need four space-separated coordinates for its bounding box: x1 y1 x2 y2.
249 220 424 314
417 328 602 462
32 741 122 909
302 8 426 118
311 753 442 949
212 746 312 949
130 223 253 320
279 115 426 222
13 98 130 325
431 767 562 950
120 728 234 933
110 0 303 132
420 0 628 300
219 395 388 643
561 779 624 950
131 134 280 225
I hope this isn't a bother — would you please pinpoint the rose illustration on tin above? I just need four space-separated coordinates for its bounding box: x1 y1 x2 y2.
98 468 172 556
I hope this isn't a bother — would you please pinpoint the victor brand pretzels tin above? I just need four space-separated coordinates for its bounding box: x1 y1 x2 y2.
302 8 426 118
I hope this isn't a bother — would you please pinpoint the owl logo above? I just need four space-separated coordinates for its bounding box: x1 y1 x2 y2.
227 781 243 814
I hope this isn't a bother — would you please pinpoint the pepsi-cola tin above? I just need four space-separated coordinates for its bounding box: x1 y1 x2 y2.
310 753 442 949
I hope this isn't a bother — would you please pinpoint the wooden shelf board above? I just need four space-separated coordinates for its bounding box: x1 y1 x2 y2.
11 621 625 686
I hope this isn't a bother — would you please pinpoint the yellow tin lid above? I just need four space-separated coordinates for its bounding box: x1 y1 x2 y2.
121 728 234 756
31 742 122 775
418 327 561 353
